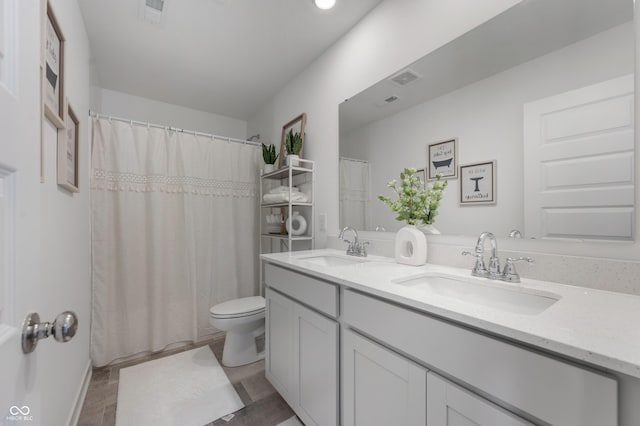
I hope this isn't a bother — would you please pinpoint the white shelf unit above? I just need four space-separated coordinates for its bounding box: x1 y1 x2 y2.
259 159 314 254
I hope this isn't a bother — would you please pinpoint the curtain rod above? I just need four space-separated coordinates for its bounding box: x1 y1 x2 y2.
89 110 261 147
340 156 369 164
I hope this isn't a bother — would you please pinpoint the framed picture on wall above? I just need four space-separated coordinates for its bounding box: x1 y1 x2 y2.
278 113 307 168
459 160 496 205
427 138 457 180
43 1 65 129
57 99 79 192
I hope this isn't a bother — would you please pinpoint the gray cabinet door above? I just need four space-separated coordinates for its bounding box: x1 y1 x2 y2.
293 303 339 426
427 373 533 426
342 329 427 426
265 288 294 400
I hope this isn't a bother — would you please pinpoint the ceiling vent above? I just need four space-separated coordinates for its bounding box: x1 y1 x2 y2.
140 0 165 25
389 69 422 87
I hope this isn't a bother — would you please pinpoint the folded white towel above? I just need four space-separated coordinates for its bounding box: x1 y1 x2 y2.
268 186 299 194
263 192 309 203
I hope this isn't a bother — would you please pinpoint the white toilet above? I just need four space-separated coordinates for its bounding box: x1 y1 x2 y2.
209 296 266 367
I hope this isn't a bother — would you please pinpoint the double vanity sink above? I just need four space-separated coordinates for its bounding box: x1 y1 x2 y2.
297 253 560 316
262 249 640 426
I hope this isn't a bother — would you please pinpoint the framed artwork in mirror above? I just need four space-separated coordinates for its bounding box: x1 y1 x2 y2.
43 0 65 129
278 113 307 168
57 99 79 192
427 138 457 180
415 168 427 189
459 160 496 205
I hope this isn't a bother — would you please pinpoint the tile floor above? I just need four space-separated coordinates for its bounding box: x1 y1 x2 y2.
77 336 297 426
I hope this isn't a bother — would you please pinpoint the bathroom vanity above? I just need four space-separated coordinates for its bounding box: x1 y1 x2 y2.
261 249 640 426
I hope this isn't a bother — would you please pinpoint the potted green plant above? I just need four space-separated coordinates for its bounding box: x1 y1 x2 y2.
261 143 278 173
284 129 303 166
378 168 448 265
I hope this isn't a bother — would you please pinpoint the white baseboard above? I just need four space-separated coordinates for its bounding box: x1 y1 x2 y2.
67 360 92 426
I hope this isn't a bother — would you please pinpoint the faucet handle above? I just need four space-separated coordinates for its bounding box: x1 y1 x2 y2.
501 257 534 283
462 251 488 277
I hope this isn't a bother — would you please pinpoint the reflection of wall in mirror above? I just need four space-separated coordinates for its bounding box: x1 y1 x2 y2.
340 22 634 237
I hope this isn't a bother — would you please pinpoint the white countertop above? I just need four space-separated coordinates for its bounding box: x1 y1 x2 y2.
261 249 640 379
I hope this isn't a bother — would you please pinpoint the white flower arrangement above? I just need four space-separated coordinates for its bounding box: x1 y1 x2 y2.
378 168 448 226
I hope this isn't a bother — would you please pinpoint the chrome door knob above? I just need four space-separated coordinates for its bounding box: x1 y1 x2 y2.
22 311 78 353
52 311 78 342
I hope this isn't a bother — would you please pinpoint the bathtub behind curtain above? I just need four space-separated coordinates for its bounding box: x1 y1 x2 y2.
90 118 260 367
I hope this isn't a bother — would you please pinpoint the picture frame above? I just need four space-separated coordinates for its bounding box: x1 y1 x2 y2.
43 1 65 129
57 99 79 192
415 167 427 189
459 160 496 205
278 113 307 168
427 138 458 180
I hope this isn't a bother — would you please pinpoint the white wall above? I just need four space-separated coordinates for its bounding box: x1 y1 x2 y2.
343 23 634 236
42 0 92 423
247 0 523 246
92 87 248 139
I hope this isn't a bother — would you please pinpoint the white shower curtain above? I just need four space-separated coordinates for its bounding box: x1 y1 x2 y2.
90 118 260 367
339 158 370 230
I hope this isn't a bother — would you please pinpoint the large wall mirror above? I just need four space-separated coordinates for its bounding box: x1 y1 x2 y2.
339 0 634 243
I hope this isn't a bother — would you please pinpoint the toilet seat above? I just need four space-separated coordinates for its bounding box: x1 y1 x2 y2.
210 296 265 319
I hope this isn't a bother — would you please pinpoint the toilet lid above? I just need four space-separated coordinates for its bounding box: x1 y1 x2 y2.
210 296 265 318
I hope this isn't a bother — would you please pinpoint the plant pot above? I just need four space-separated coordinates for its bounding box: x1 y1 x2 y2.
264 164 275 173
286 154 300 167
395 225 427 266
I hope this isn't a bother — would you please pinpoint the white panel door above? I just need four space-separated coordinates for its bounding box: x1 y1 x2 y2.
523 74 634 240
342 329 427 426
427 373 532 426
292 303 338 426
265 288 295 402
0 0 47 423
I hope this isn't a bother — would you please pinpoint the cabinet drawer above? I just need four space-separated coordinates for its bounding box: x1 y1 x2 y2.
343 289 617 426
264 263 338 318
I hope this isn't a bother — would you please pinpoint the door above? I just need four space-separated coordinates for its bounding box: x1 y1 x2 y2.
342 329 427 426
293 303 338 426
523 74 635 240
427 373 532 426
265 288 295 401
0 0 45 422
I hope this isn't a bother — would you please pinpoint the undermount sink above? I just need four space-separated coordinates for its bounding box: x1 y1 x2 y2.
393 273 560 315
298 254 367 267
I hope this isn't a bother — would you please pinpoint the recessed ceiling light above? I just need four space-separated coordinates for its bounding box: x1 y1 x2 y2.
314 0 336 10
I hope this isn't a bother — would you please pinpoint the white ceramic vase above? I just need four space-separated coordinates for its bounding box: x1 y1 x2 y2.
417 223 440 235
286 154 300 167
285 211 307 236
395 225 427 266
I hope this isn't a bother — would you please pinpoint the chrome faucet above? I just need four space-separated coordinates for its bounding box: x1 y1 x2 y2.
339 226 369 257
476 231 500 279
463 231 534 282
508 229 523 238
462 231 499 279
